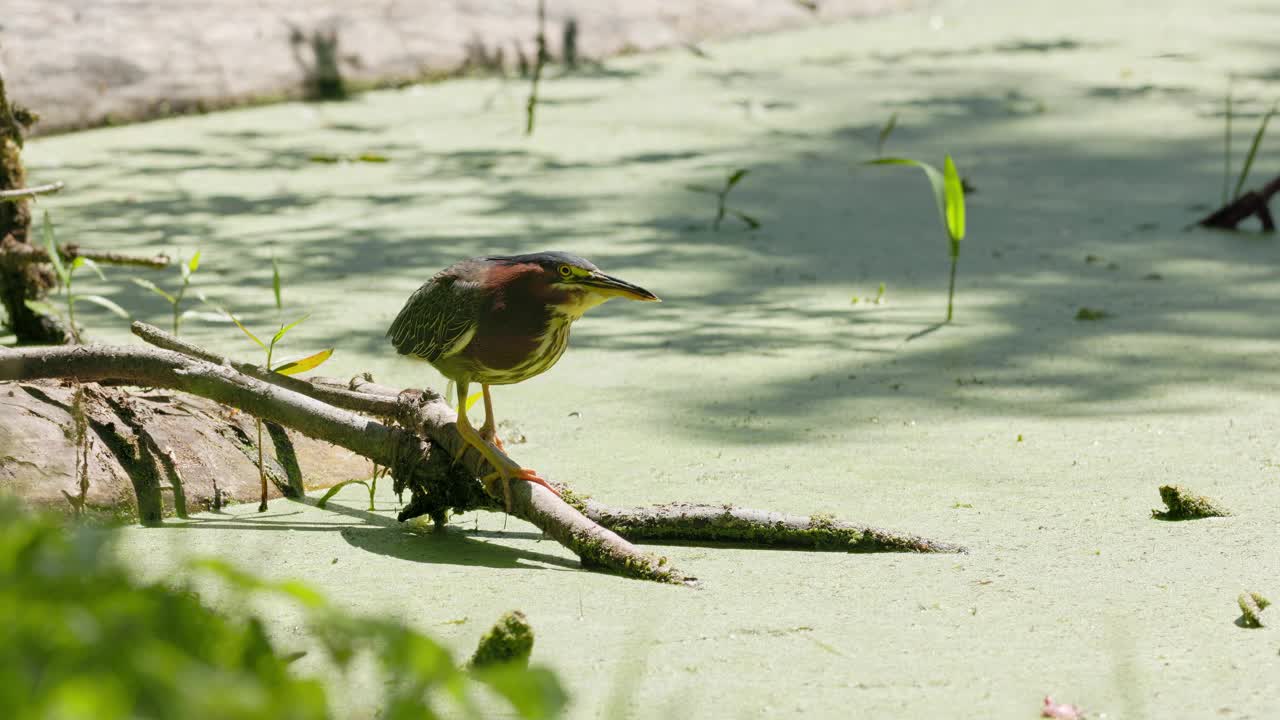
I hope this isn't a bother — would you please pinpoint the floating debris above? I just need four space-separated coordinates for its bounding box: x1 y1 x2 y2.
471 610 535 668
1075 307 1109 321
1238 592 1271 628
1041 696 1085 719
1152 485 1230 520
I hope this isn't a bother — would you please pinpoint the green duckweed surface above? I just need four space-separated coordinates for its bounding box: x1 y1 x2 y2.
23 0 1280 716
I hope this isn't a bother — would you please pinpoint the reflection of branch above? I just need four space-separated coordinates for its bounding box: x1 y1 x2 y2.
1198 174 1280 232
0 181 64 202
0 242 170 271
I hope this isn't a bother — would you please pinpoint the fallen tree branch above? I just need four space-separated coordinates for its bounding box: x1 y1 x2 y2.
4 329 967 584
1 339 694 584
0 180 65 202
574 501 966 553
1198 174 1280 232
0 242 170 271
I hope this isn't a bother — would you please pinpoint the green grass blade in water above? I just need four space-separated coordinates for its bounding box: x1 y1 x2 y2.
867 157 947 233
942 155 966 245
1233 101 1276 201
41 211 69 288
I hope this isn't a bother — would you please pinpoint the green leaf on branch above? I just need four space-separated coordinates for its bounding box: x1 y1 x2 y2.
271 314 311 346
273 348 334 376
224 308 267 351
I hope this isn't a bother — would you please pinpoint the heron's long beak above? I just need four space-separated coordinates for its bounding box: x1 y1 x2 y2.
584 272 660 302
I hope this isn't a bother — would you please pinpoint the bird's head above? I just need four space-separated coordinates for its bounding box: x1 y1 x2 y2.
487 251 660 319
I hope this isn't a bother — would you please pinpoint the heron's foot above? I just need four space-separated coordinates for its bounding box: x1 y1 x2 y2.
482 465 560 512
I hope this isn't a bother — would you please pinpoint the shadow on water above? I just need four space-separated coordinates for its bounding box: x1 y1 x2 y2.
165 497 580 571
33 32 1280 447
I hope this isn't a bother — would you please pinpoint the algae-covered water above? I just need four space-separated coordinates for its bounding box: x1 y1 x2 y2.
23 0 1280 716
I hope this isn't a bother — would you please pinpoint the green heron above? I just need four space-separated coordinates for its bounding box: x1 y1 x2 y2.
387 251 659 508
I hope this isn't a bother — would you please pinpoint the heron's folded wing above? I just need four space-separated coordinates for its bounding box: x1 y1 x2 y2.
386 276 481 362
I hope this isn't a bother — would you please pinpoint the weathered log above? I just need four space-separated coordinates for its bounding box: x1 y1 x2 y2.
0 379 368 519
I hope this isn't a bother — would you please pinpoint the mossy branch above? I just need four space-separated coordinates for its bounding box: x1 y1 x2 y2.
4 327 967 584
574 501 965 553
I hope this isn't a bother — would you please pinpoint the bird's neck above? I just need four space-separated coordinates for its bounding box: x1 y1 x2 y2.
551 289 610 321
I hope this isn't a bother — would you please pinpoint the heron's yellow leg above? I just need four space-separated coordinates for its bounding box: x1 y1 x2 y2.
479 383 504 452
454 382 557 511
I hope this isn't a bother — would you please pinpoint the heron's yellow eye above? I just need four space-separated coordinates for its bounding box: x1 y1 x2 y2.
557 265 573 277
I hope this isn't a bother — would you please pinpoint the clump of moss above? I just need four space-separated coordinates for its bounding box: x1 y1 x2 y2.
1151 485 1230 520
1238 592 1270 628
470 610 535 669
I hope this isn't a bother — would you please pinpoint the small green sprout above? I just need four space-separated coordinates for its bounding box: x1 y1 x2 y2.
1219 78 1276 205
687 168 760 231
868 155 966 321
876 112 898 157
1222 80 1233 205
131 251 215 336
25 210 130 342
224 260 333 512
317 464 391 512
1232 101 1275 202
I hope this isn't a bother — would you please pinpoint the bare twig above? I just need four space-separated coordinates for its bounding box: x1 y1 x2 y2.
1198 174 1280 232
132 322 390 414
0 181 65 202
0 243 170 271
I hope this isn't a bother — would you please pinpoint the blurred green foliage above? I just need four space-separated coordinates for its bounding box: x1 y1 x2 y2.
0 501 566 719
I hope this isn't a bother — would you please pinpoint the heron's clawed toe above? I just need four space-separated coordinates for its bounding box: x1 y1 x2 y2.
481 464 560 512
